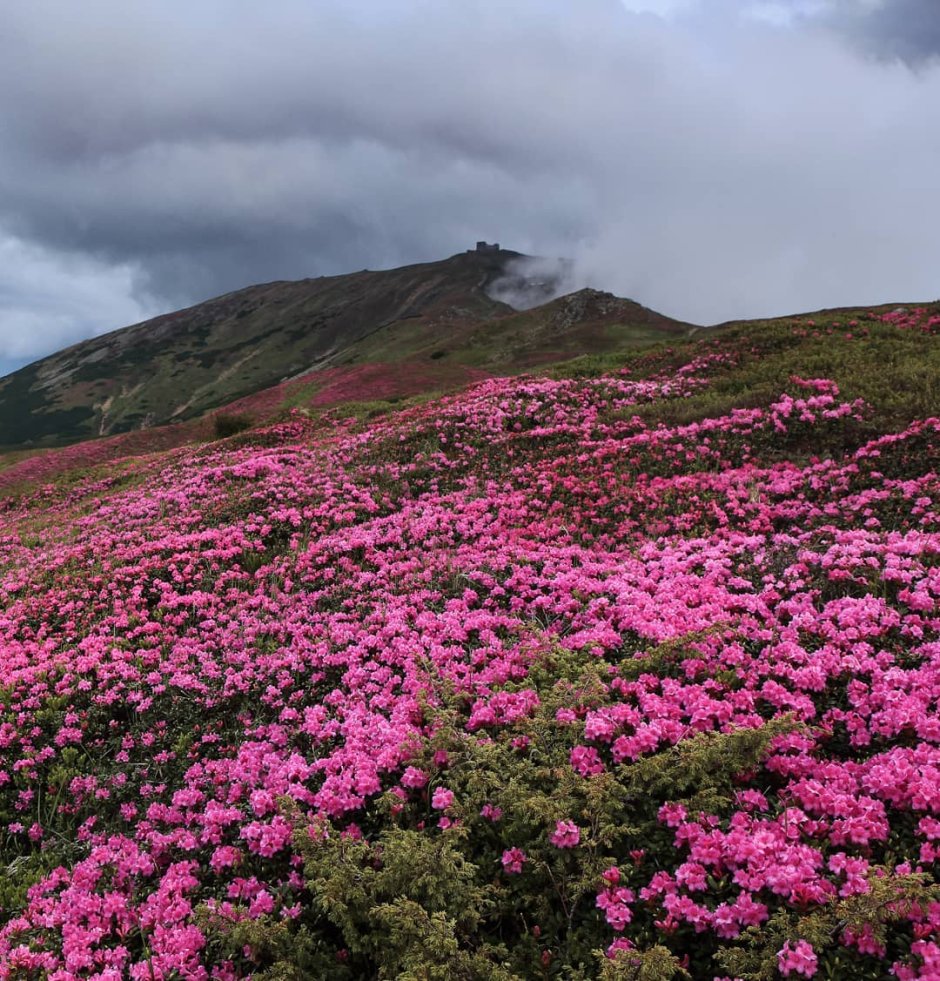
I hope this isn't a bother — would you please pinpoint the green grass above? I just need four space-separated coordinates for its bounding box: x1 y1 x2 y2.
550 313 940 435
341 303 689 371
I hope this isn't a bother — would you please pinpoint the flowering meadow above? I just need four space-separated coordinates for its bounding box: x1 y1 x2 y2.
0 308 938 979
0 363 490 496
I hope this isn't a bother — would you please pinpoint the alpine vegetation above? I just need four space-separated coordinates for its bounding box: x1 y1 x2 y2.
0 306 938 979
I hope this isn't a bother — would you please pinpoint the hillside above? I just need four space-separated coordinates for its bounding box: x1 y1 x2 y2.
0 303 938 978
0 248 515 448
336 288 692 368
0 249 692 451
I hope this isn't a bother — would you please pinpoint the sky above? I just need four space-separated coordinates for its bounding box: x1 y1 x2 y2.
1 0 939 378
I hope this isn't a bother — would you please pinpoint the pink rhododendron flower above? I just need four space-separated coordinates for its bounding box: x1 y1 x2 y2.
501 847 527 874
431 787 455 810
777 940 819 977
570 745 605 776
400 766 428 789
606 937 635 958
550 820 581 848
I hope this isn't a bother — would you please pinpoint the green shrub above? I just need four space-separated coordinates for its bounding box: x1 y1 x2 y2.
200 642 796 979
213 412 255 439
199 634 940 979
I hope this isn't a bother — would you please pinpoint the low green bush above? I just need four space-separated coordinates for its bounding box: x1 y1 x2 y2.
213 412 255 439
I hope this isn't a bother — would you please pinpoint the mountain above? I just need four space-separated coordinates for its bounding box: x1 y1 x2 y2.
0 248 514 448
337 287 691 368
0 247 693 450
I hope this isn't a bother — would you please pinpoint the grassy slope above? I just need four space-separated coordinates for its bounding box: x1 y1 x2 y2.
0 362 494 494
1 302 937 499
554 302 940 436
337 289 694 369
0 254 699 452
0 252 518 449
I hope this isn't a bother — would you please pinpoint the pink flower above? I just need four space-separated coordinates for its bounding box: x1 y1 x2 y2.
570 745 605 777
777 940 819 977
550 820 581 848
658 802 687 828
501 847 527 874
401 766 428 789
248 889 275 917
480 803 503 822
606 937 635 959
596 884 635 930
431 787 454 810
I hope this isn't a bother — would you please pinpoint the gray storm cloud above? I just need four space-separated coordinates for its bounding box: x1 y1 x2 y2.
1 0 939 374
786 0 940 63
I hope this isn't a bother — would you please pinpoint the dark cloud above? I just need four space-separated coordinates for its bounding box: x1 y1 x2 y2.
816 0 940 63
0 233 152 376
1 0 940 369
747 0 940 63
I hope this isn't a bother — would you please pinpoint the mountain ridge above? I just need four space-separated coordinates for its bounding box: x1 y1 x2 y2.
0 248 692 449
